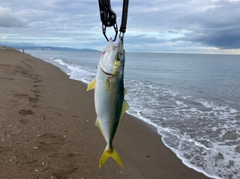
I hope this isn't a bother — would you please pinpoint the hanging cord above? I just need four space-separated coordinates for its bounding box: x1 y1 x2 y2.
120 0 129 35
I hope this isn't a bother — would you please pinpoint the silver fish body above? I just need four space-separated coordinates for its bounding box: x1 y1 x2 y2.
87 38 129 168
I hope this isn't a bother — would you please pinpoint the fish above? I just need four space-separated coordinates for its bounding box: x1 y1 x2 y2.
87 38 129 168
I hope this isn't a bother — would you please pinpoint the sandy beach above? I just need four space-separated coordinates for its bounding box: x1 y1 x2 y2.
0 47 212 179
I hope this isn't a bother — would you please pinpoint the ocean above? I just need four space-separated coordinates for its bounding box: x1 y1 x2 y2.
26 49 240 179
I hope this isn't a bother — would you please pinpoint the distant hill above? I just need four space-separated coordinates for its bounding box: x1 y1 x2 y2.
19 46 100 52
0 42 100 52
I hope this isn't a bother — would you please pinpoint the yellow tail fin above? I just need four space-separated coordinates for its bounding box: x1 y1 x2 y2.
99 147 123 168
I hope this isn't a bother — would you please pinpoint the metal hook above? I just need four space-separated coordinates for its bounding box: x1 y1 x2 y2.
99 0 118 41
102 23 118 42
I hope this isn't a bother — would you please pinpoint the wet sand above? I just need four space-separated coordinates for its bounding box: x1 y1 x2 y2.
0 47 212 179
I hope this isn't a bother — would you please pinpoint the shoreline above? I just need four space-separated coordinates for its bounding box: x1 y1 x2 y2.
0 47 212 179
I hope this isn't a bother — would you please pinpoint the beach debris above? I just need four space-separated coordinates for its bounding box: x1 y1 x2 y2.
87 38 129 168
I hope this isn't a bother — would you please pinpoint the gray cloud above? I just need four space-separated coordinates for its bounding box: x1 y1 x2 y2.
177 27 240 49
0 6 26 27
1 0 240 52
173 0 240 49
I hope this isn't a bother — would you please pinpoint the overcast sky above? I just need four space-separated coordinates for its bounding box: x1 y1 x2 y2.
0 0 240 53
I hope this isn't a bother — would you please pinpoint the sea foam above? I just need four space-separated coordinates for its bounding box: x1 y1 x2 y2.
28 50 240 179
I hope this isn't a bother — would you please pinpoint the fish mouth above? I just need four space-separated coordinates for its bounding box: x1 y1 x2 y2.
101 67 113 76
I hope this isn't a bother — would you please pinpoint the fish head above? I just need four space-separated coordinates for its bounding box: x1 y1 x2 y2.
100 38 125 76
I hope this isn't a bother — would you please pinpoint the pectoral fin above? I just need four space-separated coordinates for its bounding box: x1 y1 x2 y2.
120 100 130 118
87 78 96 91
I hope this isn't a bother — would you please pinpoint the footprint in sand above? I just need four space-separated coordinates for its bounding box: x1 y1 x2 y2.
0 77 14 80
36 133 65 152
32 90 40 94
13 93 28 98
28 97 38 103
19 118 30 124
19 109 34 115
32 84 39 88
32 79 42 83
31 104 38 108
